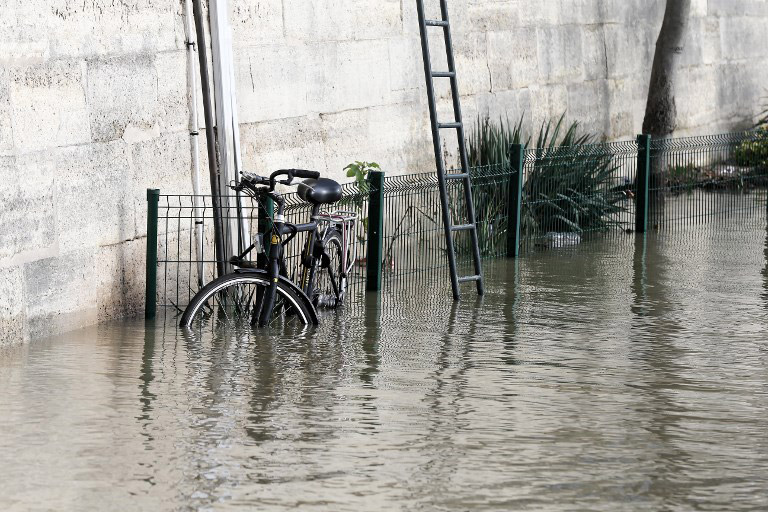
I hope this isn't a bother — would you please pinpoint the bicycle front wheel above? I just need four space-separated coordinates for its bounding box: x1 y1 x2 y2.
180 272 316 328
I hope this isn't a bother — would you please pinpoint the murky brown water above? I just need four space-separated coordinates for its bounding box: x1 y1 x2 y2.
2 216 768 511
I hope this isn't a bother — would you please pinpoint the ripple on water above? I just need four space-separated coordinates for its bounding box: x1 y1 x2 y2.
1 221 768 511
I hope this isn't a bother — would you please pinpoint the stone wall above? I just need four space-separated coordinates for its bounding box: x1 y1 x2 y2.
2 0 768 344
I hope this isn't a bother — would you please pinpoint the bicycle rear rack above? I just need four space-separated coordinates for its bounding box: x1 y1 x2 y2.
314 210 359 277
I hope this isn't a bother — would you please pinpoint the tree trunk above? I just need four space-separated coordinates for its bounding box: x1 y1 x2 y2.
643 0 692 137
643 0 692 222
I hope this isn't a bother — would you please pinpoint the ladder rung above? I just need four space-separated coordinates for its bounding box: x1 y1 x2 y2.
445 173 469 180
425 19 449 27
458 275 481 283
450 224 475 232
438 122 462 129
431 71 455 78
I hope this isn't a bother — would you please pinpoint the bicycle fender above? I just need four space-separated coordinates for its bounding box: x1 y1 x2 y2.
233 268 319 325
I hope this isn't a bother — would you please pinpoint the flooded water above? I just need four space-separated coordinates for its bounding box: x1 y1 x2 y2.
2 219 768 511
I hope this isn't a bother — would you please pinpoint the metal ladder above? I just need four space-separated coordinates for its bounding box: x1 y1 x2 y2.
415 0 484 299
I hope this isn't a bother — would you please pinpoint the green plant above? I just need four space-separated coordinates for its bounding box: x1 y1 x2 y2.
468 115 527 169
341 161 380 245
524 114 626 234
467 113 628 242
733 126 768 169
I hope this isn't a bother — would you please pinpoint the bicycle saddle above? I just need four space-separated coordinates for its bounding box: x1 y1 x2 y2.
297 178 343 205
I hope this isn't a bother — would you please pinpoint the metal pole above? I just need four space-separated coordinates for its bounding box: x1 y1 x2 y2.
507 143 525 257
182 0 205 287
635 134 651 234
191 0 226 278
145 189 160 320
366 170 385 292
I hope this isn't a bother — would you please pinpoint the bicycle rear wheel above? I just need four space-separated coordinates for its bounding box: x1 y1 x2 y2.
180 272 316 328
311 229 345 308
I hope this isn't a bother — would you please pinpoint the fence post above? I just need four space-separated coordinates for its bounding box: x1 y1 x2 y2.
635 134 651 234
507 143 525 257
366 170 385 292
145 189 160 320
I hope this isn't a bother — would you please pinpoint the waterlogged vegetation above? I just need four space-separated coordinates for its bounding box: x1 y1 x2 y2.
468 113 629 248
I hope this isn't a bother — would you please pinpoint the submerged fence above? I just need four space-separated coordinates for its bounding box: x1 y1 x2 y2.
146 130 768 316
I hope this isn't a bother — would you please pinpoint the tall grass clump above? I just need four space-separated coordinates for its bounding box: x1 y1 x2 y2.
467 113 628 247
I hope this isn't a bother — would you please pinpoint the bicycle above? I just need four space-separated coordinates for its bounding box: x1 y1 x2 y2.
179 168 358 329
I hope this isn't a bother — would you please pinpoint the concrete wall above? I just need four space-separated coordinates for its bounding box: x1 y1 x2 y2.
2 0 768 344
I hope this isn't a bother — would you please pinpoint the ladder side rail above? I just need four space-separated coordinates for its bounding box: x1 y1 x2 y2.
416 0 461 299
438 0 484 295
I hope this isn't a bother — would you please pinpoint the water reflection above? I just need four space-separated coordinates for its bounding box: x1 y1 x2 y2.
2 218 768 511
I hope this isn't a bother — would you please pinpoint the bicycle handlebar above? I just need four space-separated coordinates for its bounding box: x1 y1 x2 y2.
239 168 320 192
290 169 320 180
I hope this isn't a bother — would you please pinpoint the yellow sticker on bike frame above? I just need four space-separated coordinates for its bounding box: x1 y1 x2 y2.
271 234 279 245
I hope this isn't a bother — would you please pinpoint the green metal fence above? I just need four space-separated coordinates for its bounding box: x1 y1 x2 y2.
146 130 768 316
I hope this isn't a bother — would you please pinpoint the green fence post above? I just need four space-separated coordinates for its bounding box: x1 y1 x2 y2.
507 143 525 257
145 189 160 320
635 134 651 234
366 170 385 292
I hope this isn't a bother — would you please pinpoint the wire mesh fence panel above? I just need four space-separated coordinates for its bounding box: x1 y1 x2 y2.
152 132 768 309
519 141 638 252
280 183 370 295
156 184 371 314
649 131 768 230
156 194 261 313
379 173 449 287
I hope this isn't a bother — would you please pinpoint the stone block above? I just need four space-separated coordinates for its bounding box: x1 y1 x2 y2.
387 37 422 95
537 25 584 84
87 54 158 142
43 0 178 59
0 266 25 347
559 0 602 25
23 248 98 341
527 83 568 128
0 6 49 67
464 0 521 32
519 0 560 26
700 17 723 65
487 28 538 91
0 71 12 153
716 62 767 124
239 115 326 177
691 0 708 17
676 66 719 131
0 153 57 265
229 0 285 47
709 0 768 17
283 0 402 41
96 238 145 323
55 141 136 252
454 32 492 96
602 22 654 79
131 130 194 237
566 79 610 133
720 16 768 60
234 44 311 124
473 88 532 123
9 60 89 153
308 40 394 114
155 50 189 133
605 77 641 138
319 103 432 178
581 25 608 81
